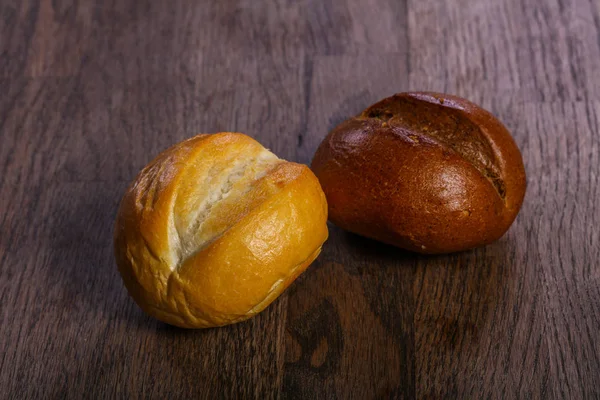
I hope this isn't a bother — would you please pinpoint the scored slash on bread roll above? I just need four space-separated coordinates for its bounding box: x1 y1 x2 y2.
114 133 328 328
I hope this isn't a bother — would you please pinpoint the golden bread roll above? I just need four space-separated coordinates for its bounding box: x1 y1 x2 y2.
311 92 526 254
114 133 328 328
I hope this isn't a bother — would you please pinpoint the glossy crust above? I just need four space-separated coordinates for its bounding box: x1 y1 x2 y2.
114 133 328 328
311 92 526 254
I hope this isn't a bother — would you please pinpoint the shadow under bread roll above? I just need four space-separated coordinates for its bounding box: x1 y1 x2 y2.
114 133 328 328
311 92 526 254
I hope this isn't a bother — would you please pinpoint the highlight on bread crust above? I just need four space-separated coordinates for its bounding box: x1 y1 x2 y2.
114 133 328 328
311 92 526 254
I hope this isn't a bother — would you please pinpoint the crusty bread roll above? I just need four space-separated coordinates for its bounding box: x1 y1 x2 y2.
114 133 328 328
311 92 526 254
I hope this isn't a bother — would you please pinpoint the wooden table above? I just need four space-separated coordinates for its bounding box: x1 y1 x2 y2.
1 0 599 398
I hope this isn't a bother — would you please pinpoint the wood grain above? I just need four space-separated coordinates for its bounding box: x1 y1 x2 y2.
1 0 599 398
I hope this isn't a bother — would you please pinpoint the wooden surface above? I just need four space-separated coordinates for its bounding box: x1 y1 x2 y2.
1 0 599 398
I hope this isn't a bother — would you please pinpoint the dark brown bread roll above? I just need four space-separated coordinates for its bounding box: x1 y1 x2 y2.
311 92 526 254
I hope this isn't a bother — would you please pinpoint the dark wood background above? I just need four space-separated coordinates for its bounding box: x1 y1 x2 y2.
1 0 599 398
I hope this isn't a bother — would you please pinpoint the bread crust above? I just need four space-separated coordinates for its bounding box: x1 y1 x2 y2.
311 92 526 254
114 133 328 328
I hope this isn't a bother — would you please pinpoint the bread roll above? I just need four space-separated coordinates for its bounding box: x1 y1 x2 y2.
114 133 328 328
311 92 526 254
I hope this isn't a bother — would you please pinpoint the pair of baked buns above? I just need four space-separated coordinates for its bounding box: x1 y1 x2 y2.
114 93 526 328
